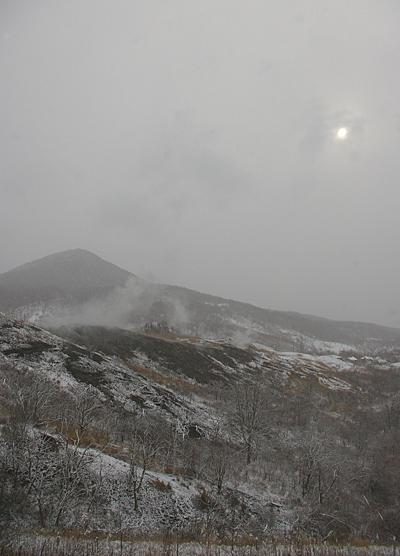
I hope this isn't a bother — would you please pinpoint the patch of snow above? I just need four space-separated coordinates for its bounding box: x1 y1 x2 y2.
316 355 354 371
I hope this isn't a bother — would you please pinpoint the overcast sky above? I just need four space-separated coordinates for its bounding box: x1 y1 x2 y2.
1 1 400 326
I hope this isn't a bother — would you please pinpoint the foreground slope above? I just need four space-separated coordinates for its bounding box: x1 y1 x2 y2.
0 313 275 534
1 314 400 543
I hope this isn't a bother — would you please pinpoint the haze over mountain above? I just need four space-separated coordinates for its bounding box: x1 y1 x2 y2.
2 1 400 328
1 249 400 353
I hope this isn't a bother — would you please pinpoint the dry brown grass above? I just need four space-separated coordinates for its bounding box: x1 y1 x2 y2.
151 478 173 492
163 464 188 476
142 331 202 344
44 419 126 459
1 529 397 556
126 361 205 395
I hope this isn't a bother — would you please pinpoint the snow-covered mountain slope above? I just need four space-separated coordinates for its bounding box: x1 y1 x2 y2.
0 314 212 432
50 324 354 393
0 314 293 535
4 312 395 437
0 313 361 416
2 313 400 542
50 323 400 406
2 249 400 354
2 293 399 438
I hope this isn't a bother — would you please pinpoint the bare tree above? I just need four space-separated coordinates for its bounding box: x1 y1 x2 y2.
208 443 230 494
126 424 162 511
231 384 265 464
0 365 54 426
72 387 103 437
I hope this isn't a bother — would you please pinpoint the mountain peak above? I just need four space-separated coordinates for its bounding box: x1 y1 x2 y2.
0 249 134 310
12 248 110 271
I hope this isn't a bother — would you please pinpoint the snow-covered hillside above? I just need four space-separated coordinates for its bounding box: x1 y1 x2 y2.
2 249 400 353
2 312 400 547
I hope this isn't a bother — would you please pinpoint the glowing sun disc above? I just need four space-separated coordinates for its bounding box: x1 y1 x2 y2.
336 127 349 140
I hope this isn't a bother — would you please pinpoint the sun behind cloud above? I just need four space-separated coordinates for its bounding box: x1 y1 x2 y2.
336 127 349 140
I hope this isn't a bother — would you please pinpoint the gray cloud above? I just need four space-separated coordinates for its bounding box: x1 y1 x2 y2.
1 0 399 326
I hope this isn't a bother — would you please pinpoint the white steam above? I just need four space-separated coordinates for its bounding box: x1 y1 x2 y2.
43 278 189 331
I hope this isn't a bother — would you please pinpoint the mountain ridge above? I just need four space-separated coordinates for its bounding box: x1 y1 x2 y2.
1 248 400 352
